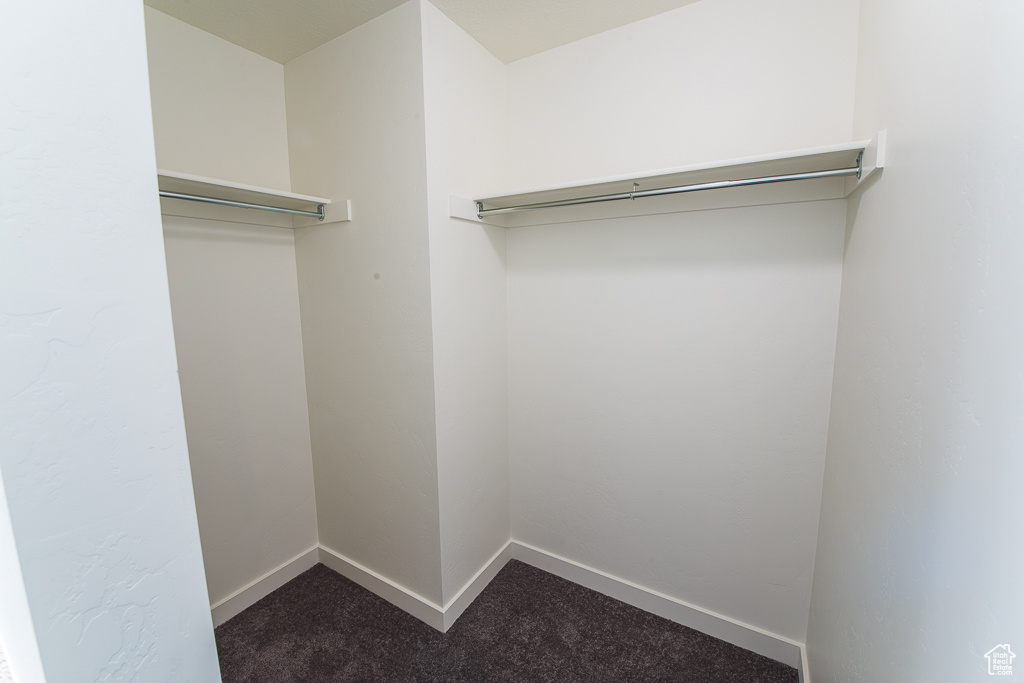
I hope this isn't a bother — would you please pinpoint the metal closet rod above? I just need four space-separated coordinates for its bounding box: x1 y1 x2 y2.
476 155 863 218
159 191 325 221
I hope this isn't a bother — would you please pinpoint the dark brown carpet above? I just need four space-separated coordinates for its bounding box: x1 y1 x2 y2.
215 560 799 682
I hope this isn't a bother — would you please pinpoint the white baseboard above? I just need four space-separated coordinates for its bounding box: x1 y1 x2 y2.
510 540 803 669
211 540 806 676
210 546 320 626
440 541 513 631
317 541 513 633
318 544 446 630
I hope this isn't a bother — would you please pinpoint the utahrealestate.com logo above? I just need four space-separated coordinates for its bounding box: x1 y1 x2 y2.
985 644 1015 676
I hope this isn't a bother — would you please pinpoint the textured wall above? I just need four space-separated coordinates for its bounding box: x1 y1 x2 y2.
505 0 859 641
420 0 510 606
145 5 319 609
806 1 1024 680
0 1 220 680
285 1 444 606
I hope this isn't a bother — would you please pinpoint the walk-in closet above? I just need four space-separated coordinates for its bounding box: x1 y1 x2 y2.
6 0 1020 680
145 0 865 664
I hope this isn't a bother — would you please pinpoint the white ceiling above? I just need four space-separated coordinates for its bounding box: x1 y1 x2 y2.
428 0 702 63
143 0 702 65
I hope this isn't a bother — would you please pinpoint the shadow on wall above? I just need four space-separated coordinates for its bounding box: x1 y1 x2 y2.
161 220 300 247
507 200 847 272
843 169 884 254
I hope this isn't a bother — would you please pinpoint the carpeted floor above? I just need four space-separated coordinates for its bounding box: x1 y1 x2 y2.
215 560 799 682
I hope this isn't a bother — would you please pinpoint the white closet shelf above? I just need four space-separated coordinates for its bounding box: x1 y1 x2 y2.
450 132 885 227
157 169 351 228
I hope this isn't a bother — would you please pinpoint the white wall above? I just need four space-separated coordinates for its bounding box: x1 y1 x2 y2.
420 2 511 606
505 0 859 641
806 1 1024 680
160 218 319 608
285 1 444 606
0 1 220 679
505 0 860 189
145 7 292 190
146 6 319 609
508 202 846 641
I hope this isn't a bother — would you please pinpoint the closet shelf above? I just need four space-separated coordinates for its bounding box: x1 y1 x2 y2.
157 170 351 228
450 132 885 228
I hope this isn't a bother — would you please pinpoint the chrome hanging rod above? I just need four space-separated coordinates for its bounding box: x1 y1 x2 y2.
159 191 325 221
476 155 862 218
